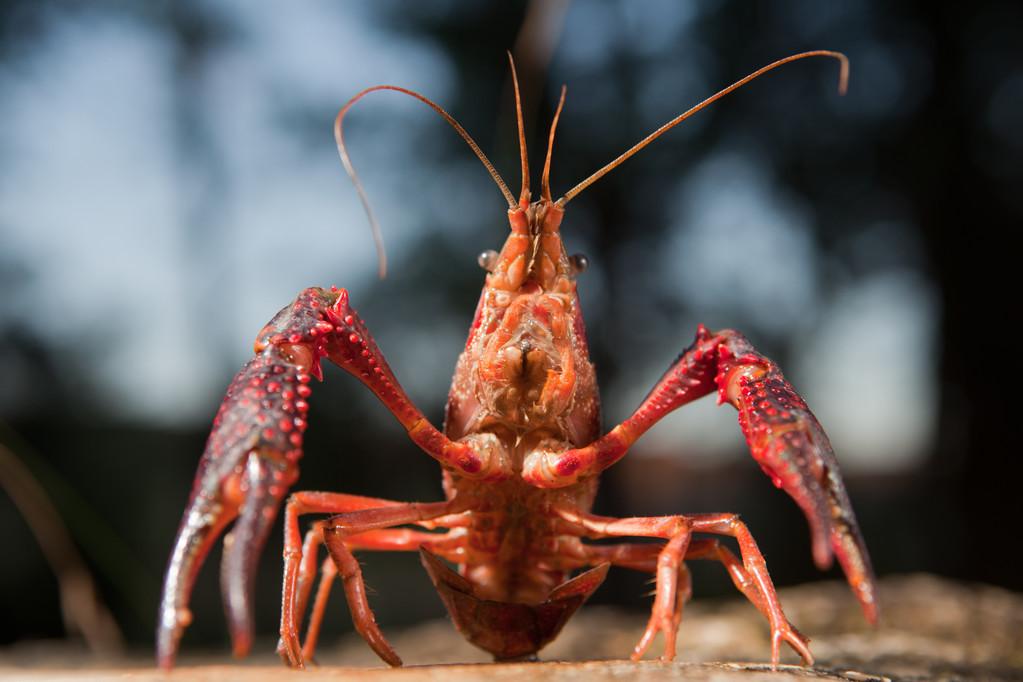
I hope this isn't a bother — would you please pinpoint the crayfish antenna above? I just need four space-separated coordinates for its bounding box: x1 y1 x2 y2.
541 85 567 204
508 52 531 206
334 84 518 278
557 50 849 207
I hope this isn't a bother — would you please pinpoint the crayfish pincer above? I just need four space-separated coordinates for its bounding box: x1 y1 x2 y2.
158 51 877 670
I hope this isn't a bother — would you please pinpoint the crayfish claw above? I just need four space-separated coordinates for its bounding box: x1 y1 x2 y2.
158 339 309 668
157 487 236 669
221 454 290 660
422 549 608 661
714 331 879 625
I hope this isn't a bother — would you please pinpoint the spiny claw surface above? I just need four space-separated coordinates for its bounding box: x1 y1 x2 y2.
715 333 879 625
157 289 341 668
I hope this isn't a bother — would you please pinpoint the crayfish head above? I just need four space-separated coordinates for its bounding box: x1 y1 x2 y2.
481 199 581 295
479 59 582 296
456 195 597 439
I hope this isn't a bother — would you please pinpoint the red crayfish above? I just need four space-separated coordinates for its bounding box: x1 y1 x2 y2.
157 51 878 669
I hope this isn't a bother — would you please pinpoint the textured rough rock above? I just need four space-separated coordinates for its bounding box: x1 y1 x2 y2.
2 575 1021 681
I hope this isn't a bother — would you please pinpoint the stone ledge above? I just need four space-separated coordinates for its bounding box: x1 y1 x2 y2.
2 575 1021 681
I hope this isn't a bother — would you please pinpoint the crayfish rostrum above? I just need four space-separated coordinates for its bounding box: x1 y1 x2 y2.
157 51 877 669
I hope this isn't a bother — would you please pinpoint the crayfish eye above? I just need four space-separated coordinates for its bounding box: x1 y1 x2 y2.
477 249 499 272
569 253 589 275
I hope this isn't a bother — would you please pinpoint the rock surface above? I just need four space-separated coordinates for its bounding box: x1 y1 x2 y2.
2 575 1021 681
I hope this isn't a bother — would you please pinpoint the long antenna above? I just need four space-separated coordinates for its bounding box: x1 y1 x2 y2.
334 85 517 278
557 50 849 207
507 52 530 206
541 85 567 204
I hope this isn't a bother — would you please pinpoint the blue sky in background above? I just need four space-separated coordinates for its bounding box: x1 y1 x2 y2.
1 3 455 419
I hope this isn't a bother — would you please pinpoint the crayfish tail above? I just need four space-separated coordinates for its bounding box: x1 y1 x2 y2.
420 549 608 661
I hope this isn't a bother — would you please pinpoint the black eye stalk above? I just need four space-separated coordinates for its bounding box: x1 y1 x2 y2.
570 253 589 275
477 250 499 272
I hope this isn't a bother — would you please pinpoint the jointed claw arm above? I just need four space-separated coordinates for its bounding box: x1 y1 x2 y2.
157 287 487 669
524 324 879 624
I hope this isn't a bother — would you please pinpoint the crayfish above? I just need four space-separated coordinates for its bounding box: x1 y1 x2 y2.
157 51 878 669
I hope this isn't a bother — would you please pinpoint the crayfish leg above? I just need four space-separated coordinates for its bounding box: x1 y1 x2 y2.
554 507 693 662
556 505 812 664
295 528 464 664
277 493 467 667
687 513 813 665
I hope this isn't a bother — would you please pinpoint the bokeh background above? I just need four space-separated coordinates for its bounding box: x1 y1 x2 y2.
1 0 1019 659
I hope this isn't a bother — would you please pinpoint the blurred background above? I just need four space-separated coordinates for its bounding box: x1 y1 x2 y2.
0 0 1019 660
